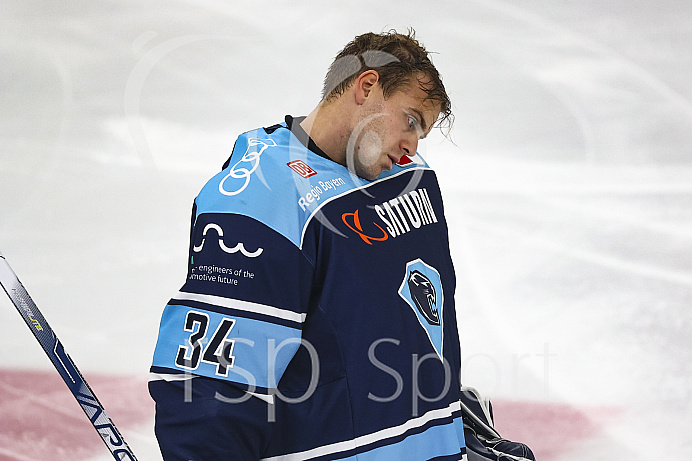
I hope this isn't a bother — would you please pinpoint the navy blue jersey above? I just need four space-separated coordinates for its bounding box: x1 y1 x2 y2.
150 116 467 460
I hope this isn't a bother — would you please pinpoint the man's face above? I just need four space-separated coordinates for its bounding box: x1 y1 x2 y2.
347 80 440 181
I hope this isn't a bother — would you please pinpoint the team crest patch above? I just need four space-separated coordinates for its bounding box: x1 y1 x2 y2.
398 259 444 360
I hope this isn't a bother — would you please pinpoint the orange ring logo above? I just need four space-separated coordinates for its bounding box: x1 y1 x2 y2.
342 209 389 245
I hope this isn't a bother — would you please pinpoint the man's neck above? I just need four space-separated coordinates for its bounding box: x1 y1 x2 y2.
299 101 350 167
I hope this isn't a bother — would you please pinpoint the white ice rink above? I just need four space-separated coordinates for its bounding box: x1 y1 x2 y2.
2 1 691 459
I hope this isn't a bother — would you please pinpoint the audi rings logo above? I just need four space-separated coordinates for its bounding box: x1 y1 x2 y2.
219 138 277 196
193 223 264 258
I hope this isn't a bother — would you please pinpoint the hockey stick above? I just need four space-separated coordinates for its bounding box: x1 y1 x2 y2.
0 250 138 461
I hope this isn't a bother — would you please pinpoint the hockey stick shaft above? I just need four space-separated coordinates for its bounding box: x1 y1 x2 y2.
0 250 138 461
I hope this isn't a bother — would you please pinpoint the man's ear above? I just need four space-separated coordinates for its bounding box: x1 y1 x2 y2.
354 70 380 105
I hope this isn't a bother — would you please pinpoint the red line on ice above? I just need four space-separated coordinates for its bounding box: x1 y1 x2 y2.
0 369 153 460
493 399 617 460
0 368 616 460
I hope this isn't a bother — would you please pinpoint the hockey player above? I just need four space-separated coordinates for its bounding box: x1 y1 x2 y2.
149 30 534 461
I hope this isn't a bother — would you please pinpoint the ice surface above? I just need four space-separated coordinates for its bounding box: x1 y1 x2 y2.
1 1 691 459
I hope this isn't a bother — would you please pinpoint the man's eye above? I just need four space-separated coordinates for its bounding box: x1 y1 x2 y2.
408 116 418 129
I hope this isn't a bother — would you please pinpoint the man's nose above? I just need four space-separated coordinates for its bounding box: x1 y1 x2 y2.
401 135 418 157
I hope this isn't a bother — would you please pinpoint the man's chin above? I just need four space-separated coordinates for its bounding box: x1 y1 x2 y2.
350 163 382 181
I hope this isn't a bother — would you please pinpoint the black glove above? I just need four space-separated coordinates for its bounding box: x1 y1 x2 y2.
460 386 536 461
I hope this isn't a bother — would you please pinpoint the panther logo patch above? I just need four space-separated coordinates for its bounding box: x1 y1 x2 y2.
407 270 440 326
398 259 444 360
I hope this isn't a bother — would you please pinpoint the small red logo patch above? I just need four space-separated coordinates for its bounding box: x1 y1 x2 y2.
287 160 318 178
397 155 413 165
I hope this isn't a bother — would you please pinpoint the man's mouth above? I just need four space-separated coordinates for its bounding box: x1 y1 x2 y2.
387 154 398 169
